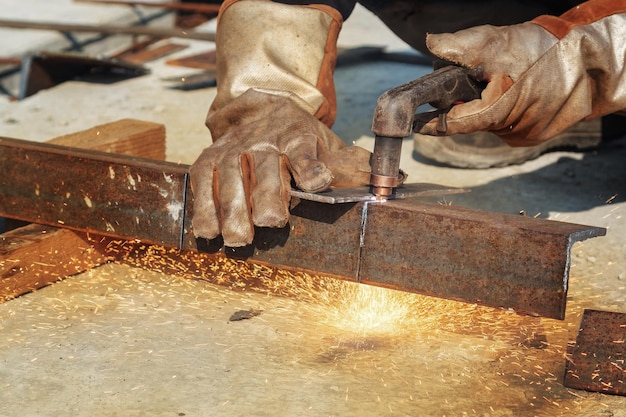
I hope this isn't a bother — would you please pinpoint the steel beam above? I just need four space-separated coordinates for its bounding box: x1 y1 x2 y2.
358 201 603 319
1 119 167 302
0 137 188 248
0 137 606 318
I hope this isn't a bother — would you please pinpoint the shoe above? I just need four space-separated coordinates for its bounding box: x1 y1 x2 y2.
413 118 602 168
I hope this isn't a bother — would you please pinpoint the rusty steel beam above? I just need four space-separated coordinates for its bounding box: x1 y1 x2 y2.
358 201 606 319
0 137 606 318
1 119 167 302
564 309 626 396
0 137 188 247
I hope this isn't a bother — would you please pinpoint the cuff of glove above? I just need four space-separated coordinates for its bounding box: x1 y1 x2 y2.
211 0 342 129
532 0 626 39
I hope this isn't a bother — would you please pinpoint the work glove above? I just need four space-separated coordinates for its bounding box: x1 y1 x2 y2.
190 0 372 247
190 89 371 247
415 0 626 146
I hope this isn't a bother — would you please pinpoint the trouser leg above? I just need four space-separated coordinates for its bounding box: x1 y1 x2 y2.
357 0 581 54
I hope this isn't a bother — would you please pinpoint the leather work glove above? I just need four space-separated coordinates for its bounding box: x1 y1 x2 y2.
190 90 371 247
190 0 372 247
415 0 626 146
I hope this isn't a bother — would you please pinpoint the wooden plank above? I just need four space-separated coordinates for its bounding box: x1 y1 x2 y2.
47 117 166 159
0 225 110 302
0 119 166 302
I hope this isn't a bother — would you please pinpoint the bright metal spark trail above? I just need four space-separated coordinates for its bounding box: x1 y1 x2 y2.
69 238 618 412
109 239 571 345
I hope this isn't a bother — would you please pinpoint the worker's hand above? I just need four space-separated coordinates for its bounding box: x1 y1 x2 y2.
190 89 371 247
415 7 626 146
415 22 558 145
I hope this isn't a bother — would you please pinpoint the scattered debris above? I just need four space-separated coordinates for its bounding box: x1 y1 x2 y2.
18 51 149 99
521 332 549 349
161 71 216 90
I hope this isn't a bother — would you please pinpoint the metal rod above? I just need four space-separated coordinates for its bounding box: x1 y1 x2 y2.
74 0 221 14
0 18 215 41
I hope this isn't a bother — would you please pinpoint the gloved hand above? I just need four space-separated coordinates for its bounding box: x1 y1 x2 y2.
190 0 372 247
416 1 626 146
190 89 371 247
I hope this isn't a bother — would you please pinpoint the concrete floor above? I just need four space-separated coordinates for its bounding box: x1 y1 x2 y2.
1 1 626 416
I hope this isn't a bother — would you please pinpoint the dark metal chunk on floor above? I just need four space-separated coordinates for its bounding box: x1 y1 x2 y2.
564 309 626 396
229 309 263 322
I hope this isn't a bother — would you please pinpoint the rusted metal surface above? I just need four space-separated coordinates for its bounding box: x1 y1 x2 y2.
358 200 605 319
0 138 606 318
1 119 168 302
0 137 188 247
212 200 365 281
564 309 626 396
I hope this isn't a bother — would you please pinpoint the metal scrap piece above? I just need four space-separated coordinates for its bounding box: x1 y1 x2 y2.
564 309 626 396
290 183 468 204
